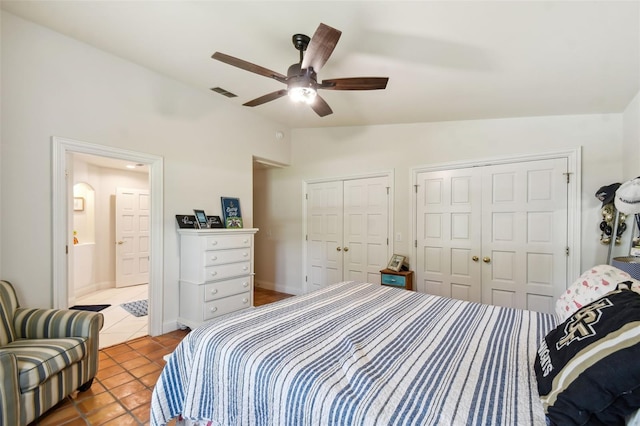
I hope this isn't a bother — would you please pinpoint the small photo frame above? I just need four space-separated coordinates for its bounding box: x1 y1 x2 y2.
207 215 224 229
193 209 209 229
387 254 406 272
74 197 85 211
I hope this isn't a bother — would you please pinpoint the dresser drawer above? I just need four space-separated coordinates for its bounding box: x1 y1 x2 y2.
205 234 251 250
203 292 251 321
381 273 406 287
204 262 251 281
204 248 251 266
204 277 251 301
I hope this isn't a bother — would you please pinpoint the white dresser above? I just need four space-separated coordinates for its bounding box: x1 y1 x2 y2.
177 228 258 329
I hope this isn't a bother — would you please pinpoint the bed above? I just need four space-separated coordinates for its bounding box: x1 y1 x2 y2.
151 281 556 425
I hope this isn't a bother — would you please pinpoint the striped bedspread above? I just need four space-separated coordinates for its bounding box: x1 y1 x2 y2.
151 281 556 426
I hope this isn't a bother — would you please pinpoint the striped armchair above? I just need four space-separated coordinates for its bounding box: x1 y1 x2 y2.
0 280 103 425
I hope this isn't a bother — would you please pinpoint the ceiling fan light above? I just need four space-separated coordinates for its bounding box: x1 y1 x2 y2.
289 86 317 104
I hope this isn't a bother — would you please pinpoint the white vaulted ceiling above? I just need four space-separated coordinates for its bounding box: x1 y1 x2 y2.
2 1 638 129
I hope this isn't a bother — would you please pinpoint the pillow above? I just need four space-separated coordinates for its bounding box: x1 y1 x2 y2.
536 283 640 425
555 264 640 322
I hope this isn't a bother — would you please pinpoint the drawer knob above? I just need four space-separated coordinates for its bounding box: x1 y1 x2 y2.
210 271 218 277
243 239 249 244
210 306 217 312
242 282 249 287
211 241 218 246
242 298 248 304
242 266 248 271
210 288 218 294
243 252 248 257
211 256 218 261
390 278 396 282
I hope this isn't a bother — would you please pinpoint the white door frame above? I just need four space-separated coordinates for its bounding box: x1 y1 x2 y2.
410 148 582 290
302 170 395 294
52 136 164 336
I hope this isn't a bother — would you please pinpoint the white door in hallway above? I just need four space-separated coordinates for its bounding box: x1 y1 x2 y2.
415 158 568 313
115 188 150 287
307 176 390 292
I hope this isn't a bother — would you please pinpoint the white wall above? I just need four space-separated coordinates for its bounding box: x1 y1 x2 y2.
0 12 291 320
256 114 625 295
623 90 640 180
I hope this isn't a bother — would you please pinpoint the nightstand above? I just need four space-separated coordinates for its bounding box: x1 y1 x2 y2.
380 269 414 290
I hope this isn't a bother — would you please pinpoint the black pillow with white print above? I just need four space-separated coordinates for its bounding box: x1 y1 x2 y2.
535 282 640 426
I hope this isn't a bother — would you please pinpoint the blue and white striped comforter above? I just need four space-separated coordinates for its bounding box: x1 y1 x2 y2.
151 281 556 426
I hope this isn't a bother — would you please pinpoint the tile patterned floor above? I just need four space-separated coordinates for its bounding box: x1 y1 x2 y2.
74 284 150 349
30 287 294 425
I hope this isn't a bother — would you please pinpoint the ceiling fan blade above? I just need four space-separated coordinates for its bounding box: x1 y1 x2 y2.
301 23 341 72
310 95 333 117
243 89 288 107
212 52 287 83
320 77 389 90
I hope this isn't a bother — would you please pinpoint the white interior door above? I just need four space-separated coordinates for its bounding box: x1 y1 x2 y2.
116 187 150 287
343 176 389 284
481 158 568 312
415 168 482 302
415 158 569 314
307 176 390 291
307 181 344 291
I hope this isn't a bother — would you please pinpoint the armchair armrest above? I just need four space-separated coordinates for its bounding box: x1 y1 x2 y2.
0 351 20 425
13 308 103 340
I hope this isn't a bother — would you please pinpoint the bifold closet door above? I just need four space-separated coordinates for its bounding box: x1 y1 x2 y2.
307 176 390 291
415 158 568 313
481 158 568 313
415 168 483 302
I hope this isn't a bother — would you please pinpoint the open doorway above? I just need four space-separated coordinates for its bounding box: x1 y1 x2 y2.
71 153 150 348
52 137 164 345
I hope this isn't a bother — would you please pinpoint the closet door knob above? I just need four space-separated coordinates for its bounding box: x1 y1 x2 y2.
337 247 342 251
343 247 349 252
472 256 479 262
483 257 491 263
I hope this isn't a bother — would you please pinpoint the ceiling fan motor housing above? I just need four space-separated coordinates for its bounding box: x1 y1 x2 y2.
287 64 317 91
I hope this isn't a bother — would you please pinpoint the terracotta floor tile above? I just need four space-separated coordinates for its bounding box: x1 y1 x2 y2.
98 357 116 369
100 371 136 390
110 380 146 400
145 348 171 363
132 341 165 355
85 402 127 425
112 350 140 364
73 382 106 403
103 344 133 356
120 388 152 411
130 362 161 378
139 370 162 388
96 364 125 380
131 404 151 423
36 402 81 425
102 413 141 425
120 355 149 371
77 392 116 414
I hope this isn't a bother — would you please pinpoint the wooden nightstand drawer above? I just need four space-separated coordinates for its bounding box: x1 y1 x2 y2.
381 274 406 287
380 269 414 290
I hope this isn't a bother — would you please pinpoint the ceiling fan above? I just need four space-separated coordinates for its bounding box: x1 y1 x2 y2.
212 23 389 117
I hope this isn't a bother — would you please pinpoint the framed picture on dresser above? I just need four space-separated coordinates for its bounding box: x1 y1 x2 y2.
221 197 243 228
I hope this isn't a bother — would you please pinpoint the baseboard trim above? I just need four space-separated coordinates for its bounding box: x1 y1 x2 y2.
255 279 302 296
